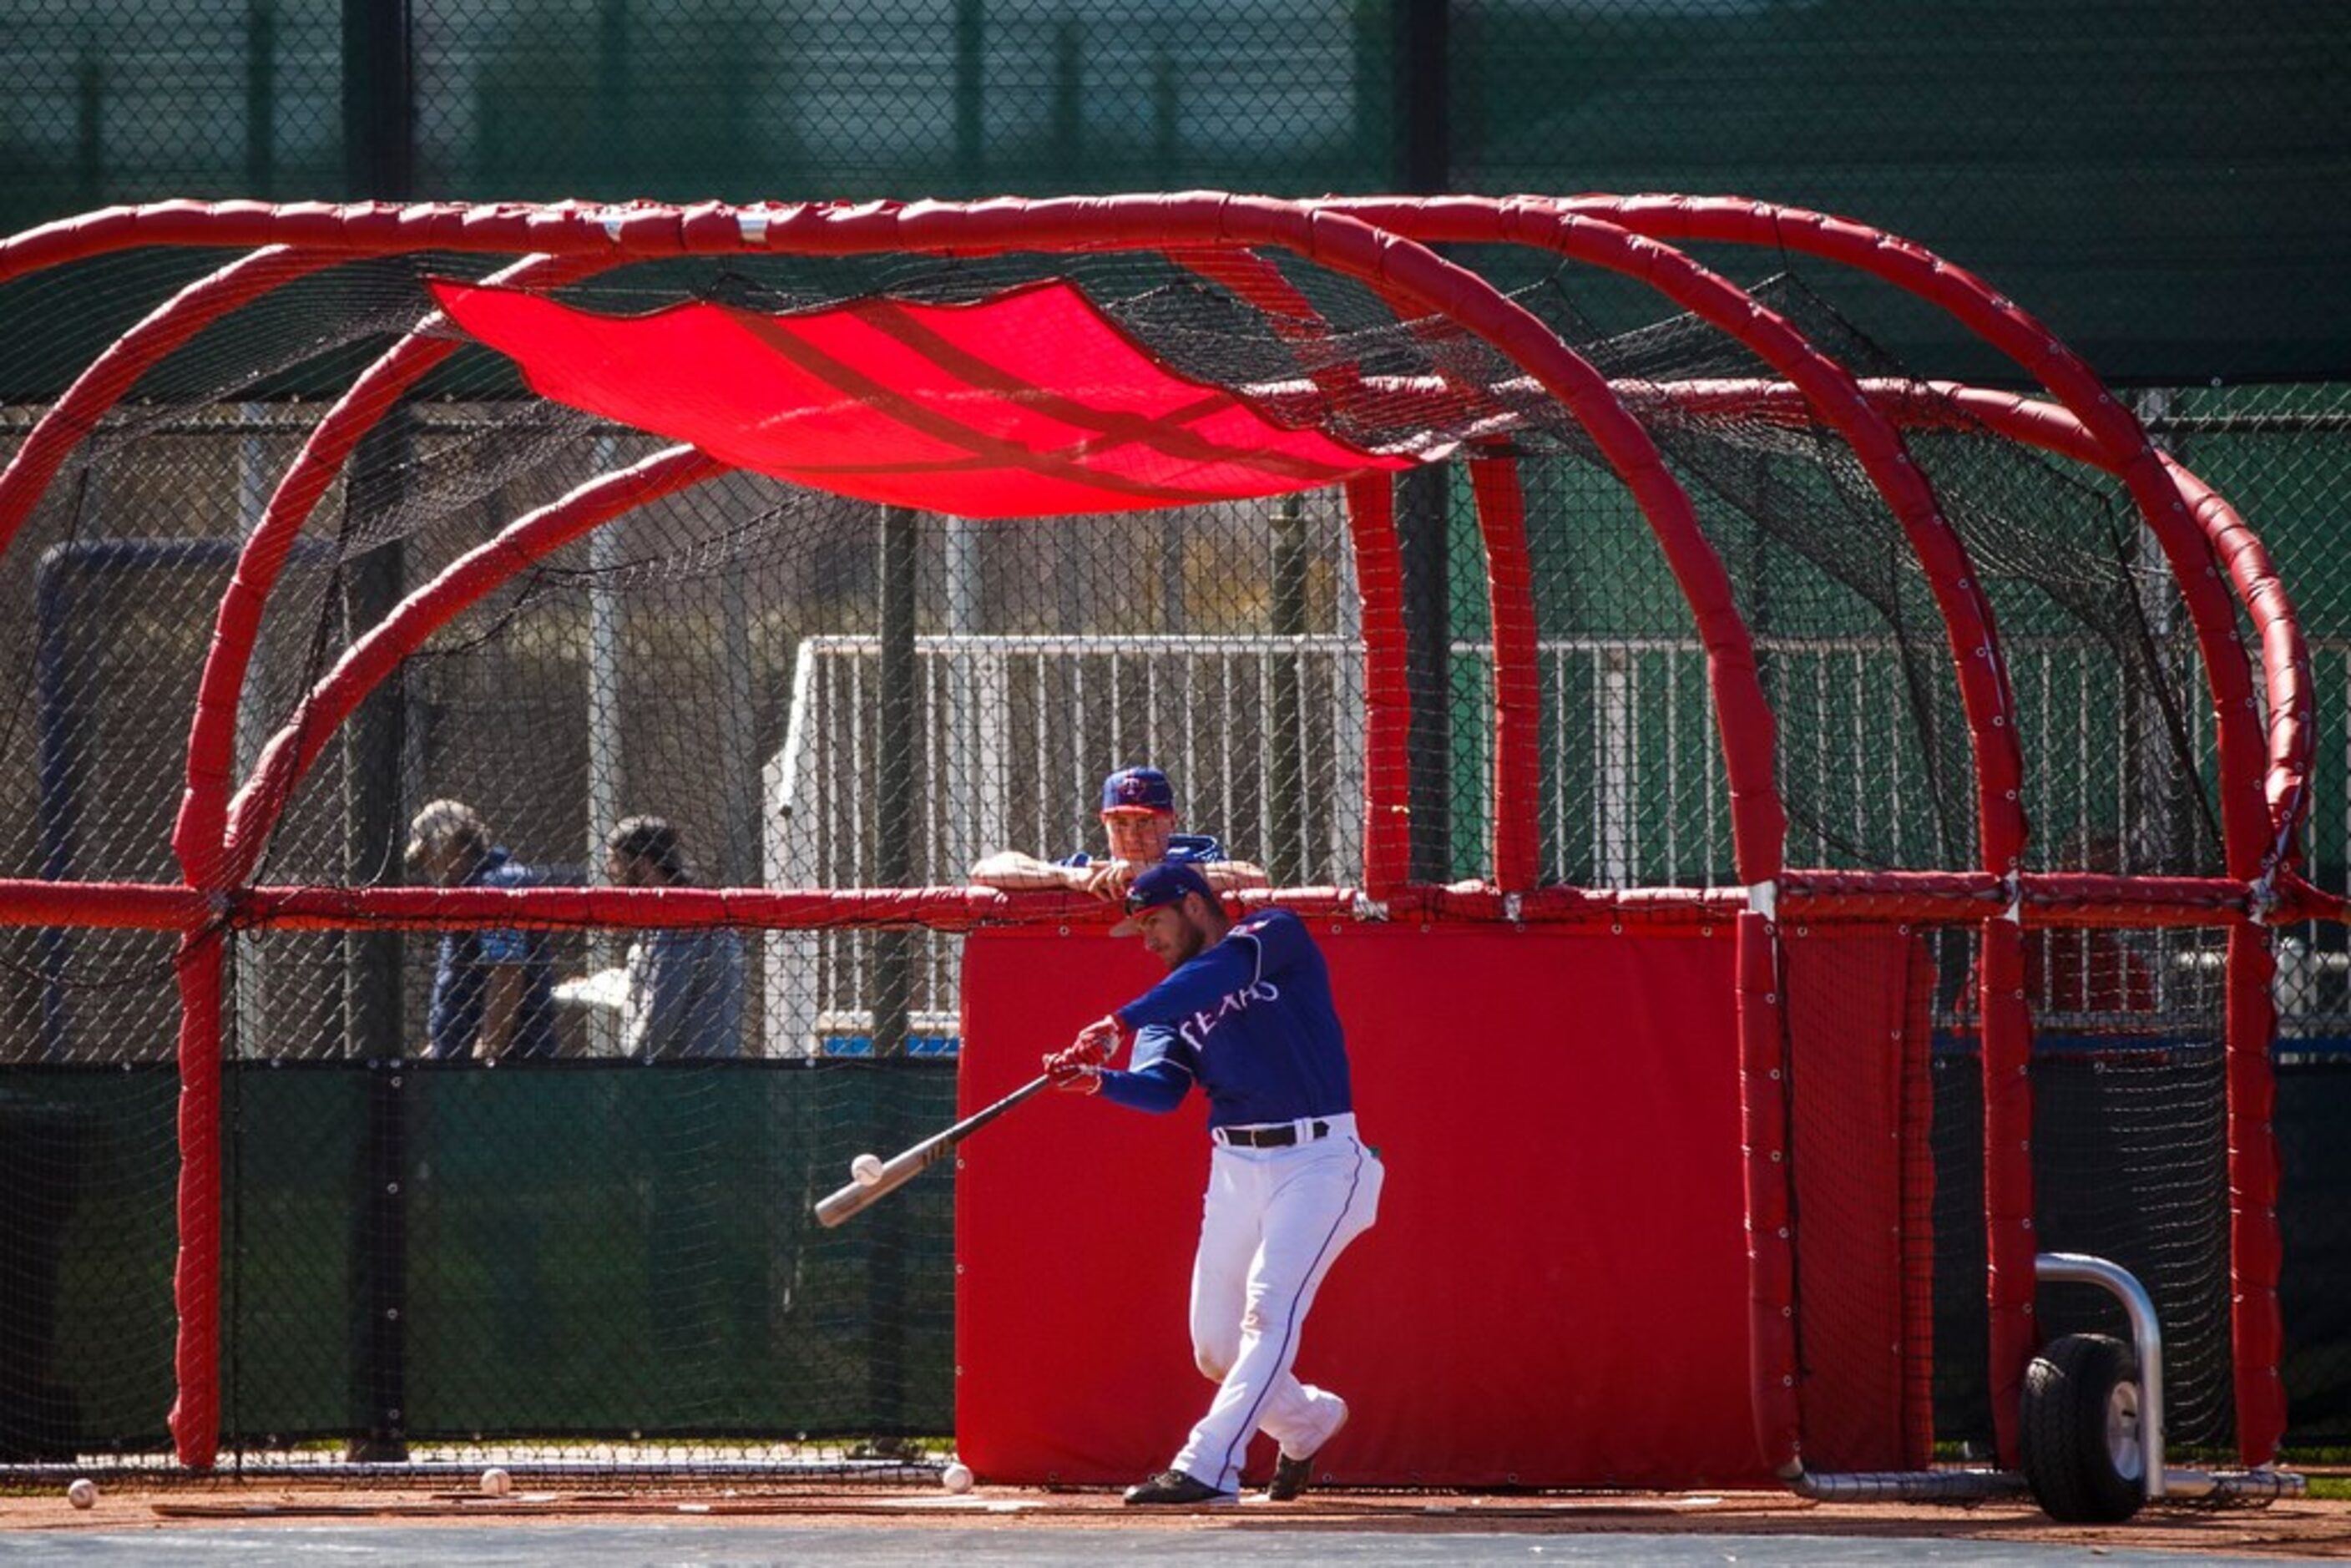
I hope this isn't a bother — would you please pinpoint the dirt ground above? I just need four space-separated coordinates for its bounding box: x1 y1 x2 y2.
1 1478 2347 1556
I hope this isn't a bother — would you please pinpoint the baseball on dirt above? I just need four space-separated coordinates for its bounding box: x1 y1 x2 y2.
941 1460 974 1494
479 1466 513 1498
851 1153 885 1186
66 1478 97 1510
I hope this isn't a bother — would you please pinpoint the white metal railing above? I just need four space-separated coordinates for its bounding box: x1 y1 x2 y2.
758 628 2345 1052
1445 632 2230 887
761 632 1365 1055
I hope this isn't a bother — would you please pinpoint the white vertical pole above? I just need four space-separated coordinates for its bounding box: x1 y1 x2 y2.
1851 648 1868 866
1550 645 1567 886
763 642 824 1056
1711 644 1730 879
584 432 623 1057
1663 650 1680 883
1335 506 1365 879
947 512 976 867
1885 656 1905 866
233 402 269 1057
1041 650 1059 850
2130 387 2179 884
1600 645 1635 888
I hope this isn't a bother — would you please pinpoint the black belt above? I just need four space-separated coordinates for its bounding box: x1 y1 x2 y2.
1216 1120 1331 1148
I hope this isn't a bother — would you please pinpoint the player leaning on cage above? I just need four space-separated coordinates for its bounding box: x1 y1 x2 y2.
968 764 1269 901
1045 862 1383 1505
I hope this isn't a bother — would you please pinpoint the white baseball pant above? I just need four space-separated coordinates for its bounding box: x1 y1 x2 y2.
1170 1113 1383 1493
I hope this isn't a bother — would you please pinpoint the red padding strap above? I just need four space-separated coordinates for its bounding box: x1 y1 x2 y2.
1737 911 1801 1476
1979 919 2035 1468
2227 924 2287 1464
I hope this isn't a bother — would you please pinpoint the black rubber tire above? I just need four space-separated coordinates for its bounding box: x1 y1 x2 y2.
2020 1332 2146 1524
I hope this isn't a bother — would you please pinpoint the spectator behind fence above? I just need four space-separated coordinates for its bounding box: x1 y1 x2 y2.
405 798 561 1063
603 815 746 1061
968 765 1268 902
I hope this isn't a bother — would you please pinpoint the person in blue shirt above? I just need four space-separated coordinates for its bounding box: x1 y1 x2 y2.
1045 862 1383 1506
968 764 1267 902
406 798 560 1062
602 815 745 1060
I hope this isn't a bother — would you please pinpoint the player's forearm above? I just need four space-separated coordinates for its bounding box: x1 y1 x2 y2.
967 852 1080 891
1095 1059 1191 1114
478 968 525 1059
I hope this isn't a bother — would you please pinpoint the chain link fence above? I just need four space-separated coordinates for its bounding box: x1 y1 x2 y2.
3 3 2345 382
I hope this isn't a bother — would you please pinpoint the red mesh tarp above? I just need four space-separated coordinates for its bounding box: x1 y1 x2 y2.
429 279 1413 517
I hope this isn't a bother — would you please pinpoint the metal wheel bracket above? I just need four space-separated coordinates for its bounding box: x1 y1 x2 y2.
2034 1252 2167 1500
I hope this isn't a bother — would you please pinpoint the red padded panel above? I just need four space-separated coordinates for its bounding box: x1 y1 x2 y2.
956 922 1795 1488
1780 928 1931 1471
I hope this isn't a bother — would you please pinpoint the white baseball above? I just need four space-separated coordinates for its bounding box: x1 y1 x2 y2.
66 1478 97 1510
479 1466 512 1498
941 1460 974 1494
851 1153 885 1186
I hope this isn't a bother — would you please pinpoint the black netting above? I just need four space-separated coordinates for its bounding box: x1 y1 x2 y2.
1928 924 2236 1454
0 0 2346 1497
0 205 2342 1480
212 1034 958 1454
0 1065 177 1460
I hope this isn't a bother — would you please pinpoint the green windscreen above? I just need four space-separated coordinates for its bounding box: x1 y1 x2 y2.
0 2 2342 382
0 1060 957 1457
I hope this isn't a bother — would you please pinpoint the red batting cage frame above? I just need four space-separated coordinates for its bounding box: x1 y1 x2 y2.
0 194 2322 1505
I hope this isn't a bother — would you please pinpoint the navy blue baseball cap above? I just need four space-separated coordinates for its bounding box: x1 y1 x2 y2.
1111 862 1217 935
1100 765 1176 816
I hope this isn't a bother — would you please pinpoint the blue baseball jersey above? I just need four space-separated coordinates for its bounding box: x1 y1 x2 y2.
1057 832 1226 870
623 926 746 1060
1096 908 1351 1130
427 847 560 1060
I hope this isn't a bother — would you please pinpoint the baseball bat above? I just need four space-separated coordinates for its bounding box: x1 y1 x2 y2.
813 1070 1054 1228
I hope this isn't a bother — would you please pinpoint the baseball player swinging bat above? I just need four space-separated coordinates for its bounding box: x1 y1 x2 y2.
812 1070 1053 1228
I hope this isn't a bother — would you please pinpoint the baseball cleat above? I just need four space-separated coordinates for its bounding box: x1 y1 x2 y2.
1122 1469 1236 1505
1268 1398 1348 1501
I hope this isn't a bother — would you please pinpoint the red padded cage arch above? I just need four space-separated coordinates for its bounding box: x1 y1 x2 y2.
0 193 2313 1480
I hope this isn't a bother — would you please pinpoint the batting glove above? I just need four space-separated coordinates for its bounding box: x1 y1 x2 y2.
1044 1044 1103 1095
1071 1013 1125 1066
